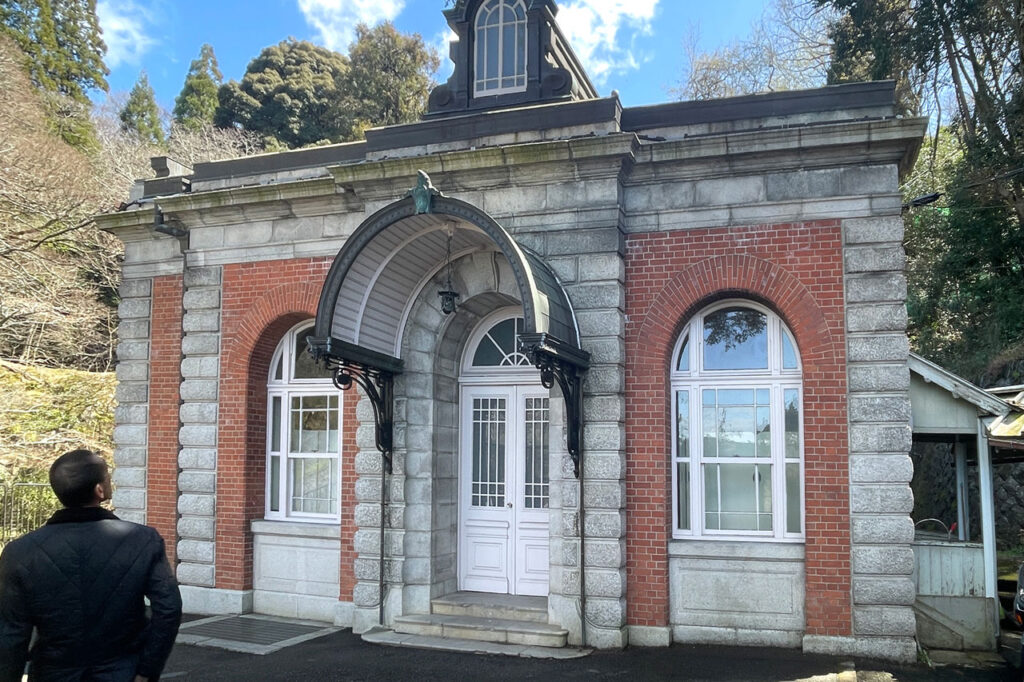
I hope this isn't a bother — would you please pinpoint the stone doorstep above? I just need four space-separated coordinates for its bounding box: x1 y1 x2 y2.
430 592 548 623
393 613 568 648
362 627 590 659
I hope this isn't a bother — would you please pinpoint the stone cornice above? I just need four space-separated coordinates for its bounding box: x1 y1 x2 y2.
328 134 638 201
630 117 928 183
97 177 348 234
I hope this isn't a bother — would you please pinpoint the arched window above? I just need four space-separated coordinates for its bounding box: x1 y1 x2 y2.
266 322 341 522
671 301 803 540
474 0 527 95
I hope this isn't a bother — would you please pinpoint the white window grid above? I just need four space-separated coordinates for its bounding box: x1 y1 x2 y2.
671 301 805 541
265 322 342 522
474 0 528 96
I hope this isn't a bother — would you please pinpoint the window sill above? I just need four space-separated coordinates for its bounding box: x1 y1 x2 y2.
251 519 341 539
669 538 805 562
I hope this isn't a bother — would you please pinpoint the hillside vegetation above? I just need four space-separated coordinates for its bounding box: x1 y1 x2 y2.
0 360 115 482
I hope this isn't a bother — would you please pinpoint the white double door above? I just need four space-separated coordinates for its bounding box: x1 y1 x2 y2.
458 384 550 596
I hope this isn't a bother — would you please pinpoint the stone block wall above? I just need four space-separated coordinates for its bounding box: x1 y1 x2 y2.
112 277 154 526
839 216 917 662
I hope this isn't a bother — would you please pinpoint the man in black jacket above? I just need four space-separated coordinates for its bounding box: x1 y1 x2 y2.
0 449 182 681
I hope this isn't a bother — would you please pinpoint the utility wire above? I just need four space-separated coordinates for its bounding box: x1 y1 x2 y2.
903 165 1024 210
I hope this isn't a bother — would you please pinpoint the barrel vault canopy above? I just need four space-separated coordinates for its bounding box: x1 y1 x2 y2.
313 195 583 366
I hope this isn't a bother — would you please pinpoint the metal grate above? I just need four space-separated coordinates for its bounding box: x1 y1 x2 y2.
177 615 337 654
182 616 321 645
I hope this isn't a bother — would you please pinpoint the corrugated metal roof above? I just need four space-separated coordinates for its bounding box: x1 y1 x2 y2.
314 194 584 367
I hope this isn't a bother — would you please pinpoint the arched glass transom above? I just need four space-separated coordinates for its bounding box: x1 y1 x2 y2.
474 0 527 95
671 301 803 541
471 316 531 368
266 322 341 522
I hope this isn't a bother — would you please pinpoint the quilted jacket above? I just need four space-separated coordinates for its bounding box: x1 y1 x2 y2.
0 507 182 682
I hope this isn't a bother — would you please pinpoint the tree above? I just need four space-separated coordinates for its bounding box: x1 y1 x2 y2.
673 0 834 100
173 44 222 130
215 38 350 148
0 0 108 104
0 34 118 372
818 0 1024 384
119 72 165 145
337 23 439 135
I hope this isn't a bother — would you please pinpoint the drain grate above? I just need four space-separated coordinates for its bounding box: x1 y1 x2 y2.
177 615 337 654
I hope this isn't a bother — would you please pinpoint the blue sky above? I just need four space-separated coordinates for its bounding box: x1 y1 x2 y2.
95 0 769 112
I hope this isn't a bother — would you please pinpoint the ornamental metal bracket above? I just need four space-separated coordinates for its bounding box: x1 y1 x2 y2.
308 336 403 474
332 362 395 474
519 333 590 479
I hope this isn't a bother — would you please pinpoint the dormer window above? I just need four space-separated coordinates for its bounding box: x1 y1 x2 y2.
474 0 527 95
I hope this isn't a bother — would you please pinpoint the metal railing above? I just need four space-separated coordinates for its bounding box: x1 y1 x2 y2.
0 482 59 549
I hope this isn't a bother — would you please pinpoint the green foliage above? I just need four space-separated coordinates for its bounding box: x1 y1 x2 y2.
0 360 115 479
818 0 1024 384
215 38 350 148
119 71 165 145
174 43 222 130
814 0 922 114
0 0 108 104
338 22 440 133
214 26 439 148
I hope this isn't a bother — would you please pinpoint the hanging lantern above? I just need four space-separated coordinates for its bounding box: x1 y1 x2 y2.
438 223 460 315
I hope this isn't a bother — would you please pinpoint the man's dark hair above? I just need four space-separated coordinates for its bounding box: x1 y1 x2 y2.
49 449 108 507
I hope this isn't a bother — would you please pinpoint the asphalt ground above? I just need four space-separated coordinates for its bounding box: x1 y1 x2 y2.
160 629 1021 682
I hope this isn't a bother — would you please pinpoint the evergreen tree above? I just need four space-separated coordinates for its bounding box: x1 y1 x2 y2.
337 23 440 136
0 0 108 104
215 38 350 148
173 43 222 130
119 72 165 145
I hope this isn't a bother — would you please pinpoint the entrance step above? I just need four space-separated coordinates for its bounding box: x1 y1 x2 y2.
431 592 548 623
392 613 568 648
362 626 589 659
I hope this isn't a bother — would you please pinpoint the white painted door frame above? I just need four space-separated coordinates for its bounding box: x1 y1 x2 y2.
458 383 550 596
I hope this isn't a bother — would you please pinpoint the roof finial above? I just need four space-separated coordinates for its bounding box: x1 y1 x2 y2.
407 170 443 214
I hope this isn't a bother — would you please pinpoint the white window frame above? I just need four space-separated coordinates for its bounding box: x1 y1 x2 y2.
265 321 342 523
473 0 528 96
460 307 537 385
671 300 805 541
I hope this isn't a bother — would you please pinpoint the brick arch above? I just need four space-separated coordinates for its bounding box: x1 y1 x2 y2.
212 259 357 608
215 280 322 590
625 244 851 637
637 254 838 369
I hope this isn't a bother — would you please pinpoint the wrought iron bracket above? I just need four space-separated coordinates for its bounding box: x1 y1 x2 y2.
519 333 589 479
332 362 395 474
309 336 402 474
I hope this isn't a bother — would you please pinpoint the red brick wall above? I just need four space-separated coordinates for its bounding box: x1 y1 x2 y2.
215 257 357 599
624 221 851 636
148 275 183 563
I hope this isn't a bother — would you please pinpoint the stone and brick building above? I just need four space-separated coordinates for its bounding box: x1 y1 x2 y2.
97 0 926 661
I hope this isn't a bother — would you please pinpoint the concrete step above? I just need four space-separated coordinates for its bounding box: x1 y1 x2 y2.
393 613 568 648
362 626 589 659
431 592 547 623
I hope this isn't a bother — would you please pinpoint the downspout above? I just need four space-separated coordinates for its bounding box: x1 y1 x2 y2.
380 460 387 626
576 384 587 649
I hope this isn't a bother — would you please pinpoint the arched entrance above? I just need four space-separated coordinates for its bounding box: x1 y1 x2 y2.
309 173 588 632
458 310 550 596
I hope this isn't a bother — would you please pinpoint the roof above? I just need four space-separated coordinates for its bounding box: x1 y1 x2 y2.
908 352 1010 417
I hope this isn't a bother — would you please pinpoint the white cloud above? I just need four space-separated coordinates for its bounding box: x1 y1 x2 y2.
557 0 659 86
96 0 155 68
432 28 458 81
297 0 406 53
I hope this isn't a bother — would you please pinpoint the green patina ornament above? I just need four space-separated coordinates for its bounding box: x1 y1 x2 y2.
407 170 443 214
